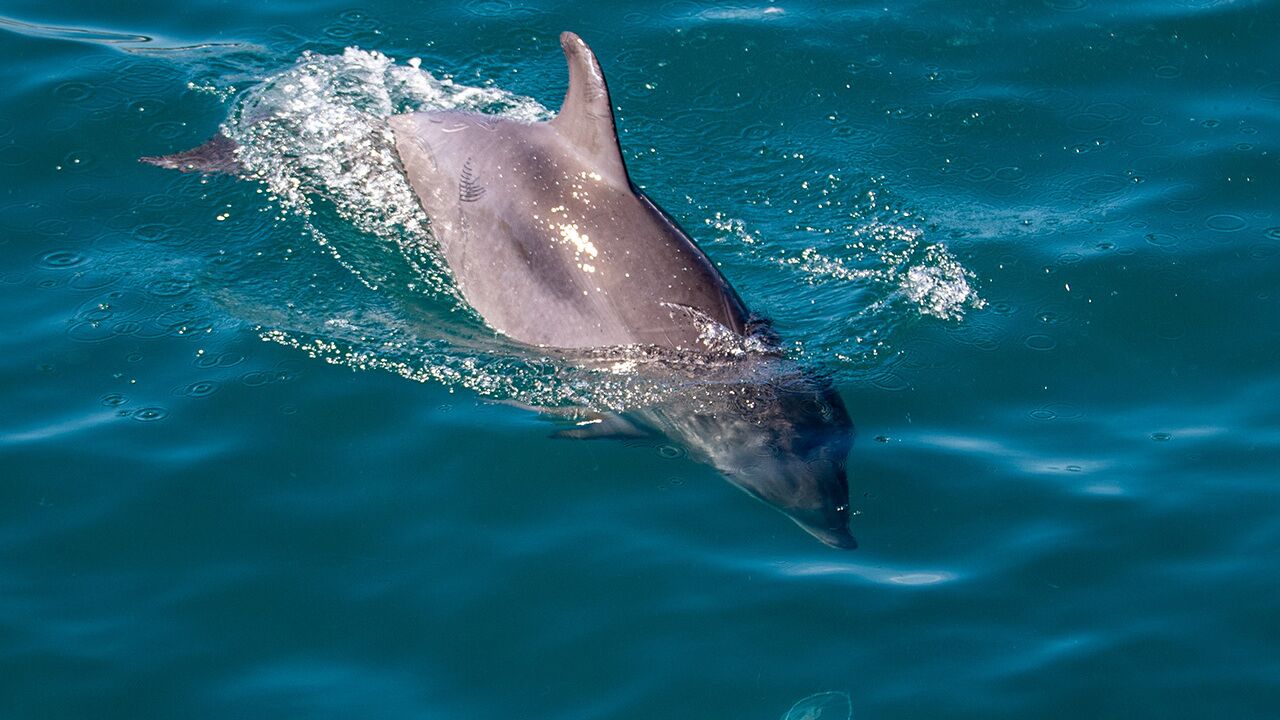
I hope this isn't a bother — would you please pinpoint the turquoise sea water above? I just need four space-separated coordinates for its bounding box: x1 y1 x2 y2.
3 1 1279 717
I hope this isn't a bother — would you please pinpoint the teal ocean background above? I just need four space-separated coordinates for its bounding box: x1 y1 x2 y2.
3 1 1279 717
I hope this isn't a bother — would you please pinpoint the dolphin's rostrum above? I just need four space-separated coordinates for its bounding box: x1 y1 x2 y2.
143 32 858 549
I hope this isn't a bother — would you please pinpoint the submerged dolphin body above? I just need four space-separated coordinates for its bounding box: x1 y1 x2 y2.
551 355 856 549
142 32 858 548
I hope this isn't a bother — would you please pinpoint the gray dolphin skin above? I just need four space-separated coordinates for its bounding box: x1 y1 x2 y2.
554 356 856 549
389 33 752 350
142 32 858 548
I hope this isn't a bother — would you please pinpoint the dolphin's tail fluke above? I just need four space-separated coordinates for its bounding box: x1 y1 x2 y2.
140 132 242 174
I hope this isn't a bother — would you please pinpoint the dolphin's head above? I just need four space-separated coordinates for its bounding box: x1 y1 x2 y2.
651 364 856 549
728 376 856 549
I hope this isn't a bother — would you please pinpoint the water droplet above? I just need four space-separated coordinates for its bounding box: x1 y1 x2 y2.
1150 432 1172 442
100 393 127 407
132 407 168 422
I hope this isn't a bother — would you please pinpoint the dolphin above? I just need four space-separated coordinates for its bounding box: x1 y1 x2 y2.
142 32 858 548
549 354 856 549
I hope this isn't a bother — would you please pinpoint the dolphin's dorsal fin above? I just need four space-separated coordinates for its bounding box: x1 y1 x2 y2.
550 32 629 185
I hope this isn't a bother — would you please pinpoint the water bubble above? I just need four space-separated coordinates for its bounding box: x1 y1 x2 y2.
1204 214 1246 232
870 372 910 392
965 166 994 182
1024 334 1057 351
241 371 271 387
1067 174 1129 201
1125 132 1161 148
53 81 94 103
180 380 220 397
148 120 188 141
132 407 168 422
196 351 245 369
1248 243 1278 260
128 98 167 115
39 250 85 268
739 123 772 142
144 276 193 298
60 150 97 172
37 218 71 237
465 0 514 17
951 321 1002 352
100 393 128 407
657 444 685 459
134 223 175 244
1150 432 1172 442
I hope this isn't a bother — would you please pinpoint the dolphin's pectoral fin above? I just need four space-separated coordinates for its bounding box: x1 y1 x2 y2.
140 132 243 175
491 398 650 441
549 32 628 186
550 413 650 441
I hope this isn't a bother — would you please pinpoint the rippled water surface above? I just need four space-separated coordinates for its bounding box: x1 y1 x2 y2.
3 1 1278 718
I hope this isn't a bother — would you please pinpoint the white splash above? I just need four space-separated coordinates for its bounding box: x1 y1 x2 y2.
223 47 551 299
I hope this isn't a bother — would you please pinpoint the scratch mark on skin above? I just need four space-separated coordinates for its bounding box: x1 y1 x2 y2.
459 157 486 202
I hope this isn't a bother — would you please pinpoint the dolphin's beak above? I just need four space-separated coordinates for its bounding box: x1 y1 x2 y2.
797 522 858 550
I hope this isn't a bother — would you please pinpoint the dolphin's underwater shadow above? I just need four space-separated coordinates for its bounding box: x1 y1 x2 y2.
142 32 859 548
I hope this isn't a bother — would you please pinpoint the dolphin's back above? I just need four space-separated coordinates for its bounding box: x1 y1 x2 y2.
389 33 749 350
